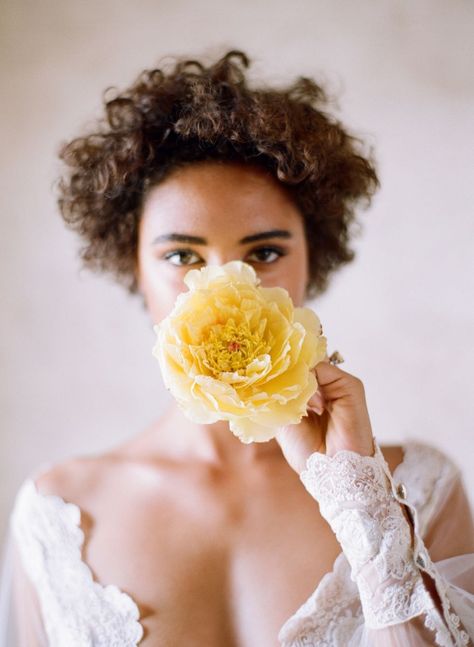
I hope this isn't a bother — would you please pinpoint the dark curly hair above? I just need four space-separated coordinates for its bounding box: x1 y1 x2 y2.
57 49 380 300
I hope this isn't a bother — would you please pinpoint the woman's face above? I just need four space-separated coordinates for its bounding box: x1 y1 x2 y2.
136 161 310 323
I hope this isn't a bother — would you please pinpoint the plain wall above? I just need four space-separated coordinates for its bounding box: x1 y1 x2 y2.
1 0 473 543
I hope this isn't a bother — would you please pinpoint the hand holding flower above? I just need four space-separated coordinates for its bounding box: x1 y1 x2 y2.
275 359 375 475
152 259 375 475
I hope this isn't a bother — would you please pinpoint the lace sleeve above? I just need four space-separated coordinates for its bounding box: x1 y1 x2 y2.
297 435 474 646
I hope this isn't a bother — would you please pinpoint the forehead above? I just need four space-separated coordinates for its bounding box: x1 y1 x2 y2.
140 161 303 233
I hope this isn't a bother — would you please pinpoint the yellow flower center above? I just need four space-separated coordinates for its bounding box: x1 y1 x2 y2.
202 318 269 375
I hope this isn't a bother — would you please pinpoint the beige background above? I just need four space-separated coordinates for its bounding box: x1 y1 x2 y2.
1 0 473 544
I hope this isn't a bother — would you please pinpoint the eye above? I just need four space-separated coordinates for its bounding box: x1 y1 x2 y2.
162 249 203 266
246 246 286 264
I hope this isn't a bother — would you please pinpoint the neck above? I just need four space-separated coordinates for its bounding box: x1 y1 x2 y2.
140 403 283 468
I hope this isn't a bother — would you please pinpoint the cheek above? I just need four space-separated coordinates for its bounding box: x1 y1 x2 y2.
138 257 186 322
282 225 309 306
257 259 308 308
145 281 186 323
288 263 309 307
280 241 309 306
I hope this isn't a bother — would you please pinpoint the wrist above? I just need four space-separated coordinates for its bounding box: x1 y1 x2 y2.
324 435 376 458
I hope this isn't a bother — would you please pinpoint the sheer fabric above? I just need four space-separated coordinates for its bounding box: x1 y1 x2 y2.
0 437 473 646
0 529 48 646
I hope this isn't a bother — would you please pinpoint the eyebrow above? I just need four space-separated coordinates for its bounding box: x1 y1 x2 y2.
152 233 207 245
152 229 293 245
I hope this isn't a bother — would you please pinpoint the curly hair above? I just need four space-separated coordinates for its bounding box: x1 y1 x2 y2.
57 49 380 300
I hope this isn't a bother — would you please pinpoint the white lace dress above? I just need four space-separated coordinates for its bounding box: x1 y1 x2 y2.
1 436 473 646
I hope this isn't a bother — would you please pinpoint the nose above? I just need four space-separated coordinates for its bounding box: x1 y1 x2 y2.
205 251 243 266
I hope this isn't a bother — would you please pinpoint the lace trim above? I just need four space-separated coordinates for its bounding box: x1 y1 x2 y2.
279 437 470 646
10 477 144 647
298 438 432 628
278 551 364 646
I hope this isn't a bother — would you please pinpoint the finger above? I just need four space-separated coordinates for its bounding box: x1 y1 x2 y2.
308 399 325 414
314 361 364 402
307 388 323 406
307 389 325 414
314 359 355 386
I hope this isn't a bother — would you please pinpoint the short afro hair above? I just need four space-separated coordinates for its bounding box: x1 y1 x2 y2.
57 49 380 300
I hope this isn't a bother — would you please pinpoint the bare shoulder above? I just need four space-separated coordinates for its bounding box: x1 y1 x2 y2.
33 453 111 506
31 437 167 511
378 444 405 475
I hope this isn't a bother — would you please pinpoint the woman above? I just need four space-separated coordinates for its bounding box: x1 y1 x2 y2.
1 49 473 646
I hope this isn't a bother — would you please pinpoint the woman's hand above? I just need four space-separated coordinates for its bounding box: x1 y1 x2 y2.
275 357 375 475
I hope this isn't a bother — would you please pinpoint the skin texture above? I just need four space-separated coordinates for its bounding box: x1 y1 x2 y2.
32 160 406 646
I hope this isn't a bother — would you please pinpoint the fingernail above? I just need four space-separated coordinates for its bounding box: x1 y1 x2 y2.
309 405 324 415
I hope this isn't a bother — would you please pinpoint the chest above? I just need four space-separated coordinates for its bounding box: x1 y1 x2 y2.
81 463 343 646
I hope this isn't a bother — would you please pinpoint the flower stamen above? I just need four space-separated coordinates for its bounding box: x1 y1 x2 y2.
201 318 269 375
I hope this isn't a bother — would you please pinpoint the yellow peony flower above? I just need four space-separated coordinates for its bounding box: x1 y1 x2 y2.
152 260 327 443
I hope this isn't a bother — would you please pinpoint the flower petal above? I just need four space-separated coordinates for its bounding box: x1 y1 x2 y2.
152 261 327 444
